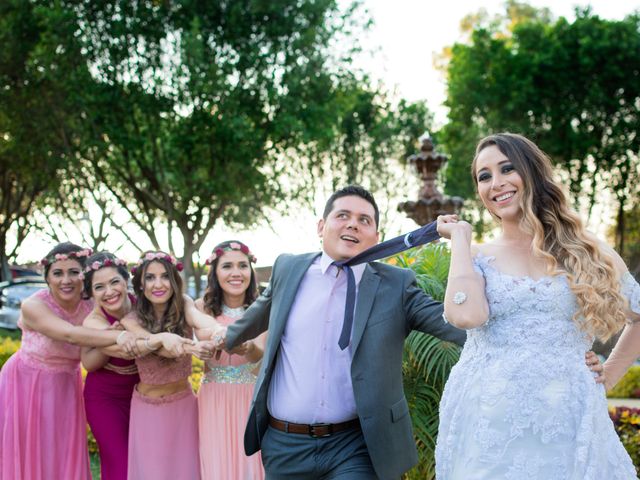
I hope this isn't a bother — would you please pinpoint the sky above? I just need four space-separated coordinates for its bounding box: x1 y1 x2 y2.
14 0 637 266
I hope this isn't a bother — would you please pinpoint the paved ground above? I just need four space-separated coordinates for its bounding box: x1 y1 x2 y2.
608 398 640 408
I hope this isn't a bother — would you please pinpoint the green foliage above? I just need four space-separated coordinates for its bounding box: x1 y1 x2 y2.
0 336 20 370
390 244 461 480
441 4 640 252
609 407 640 474
607 366 640 398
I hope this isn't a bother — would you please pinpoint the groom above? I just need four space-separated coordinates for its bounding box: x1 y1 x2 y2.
224 185 466 479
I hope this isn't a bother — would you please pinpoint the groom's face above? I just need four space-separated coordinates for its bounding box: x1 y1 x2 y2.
317 195 379 261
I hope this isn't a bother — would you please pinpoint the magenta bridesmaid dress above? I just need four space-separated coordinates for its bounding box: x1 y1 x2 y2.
83 295 139 480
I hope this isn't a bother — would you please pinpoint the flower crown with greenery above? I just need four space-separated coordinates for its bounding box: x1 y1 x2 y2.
131 252 184 275
205 242 257 265
40 248 93 267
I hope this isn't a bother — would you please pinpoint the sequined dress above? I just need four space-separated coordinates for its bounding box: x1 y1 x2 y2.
198 305 265 480
127 324 200 480
0 289 93 480
435 254 639 479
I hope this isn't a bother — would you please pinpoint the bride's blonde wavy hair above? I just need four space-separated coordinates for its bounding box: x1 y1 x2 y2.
472 133 626 341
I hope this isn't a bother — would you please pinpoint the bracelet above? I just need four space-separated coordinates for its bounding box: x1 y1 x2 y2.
116 330 127 344
144 337 159 351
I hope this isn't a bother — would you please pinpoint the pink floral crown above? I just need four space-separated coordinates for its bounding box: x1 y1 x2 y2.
205 242 256 265
40 248 93 267
83 257 128 274
131 252 184 275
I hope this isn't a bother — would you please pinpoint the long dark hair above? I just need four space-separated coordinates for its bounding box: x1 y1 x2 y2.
202 240 258 317
131 252 187 337
82 251 130 298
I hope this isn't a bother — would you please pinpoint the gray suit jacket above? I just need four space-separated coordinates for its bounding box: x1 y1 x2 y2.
226 252 466 480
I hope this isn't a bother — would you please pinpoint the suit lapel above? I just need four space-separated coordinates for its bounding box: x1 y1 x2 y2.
350 263 380 353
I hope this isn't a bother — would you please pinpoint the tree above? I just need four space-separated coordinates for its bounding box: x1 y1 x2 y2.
440 3 640 252
0 1 88 279
47 0 386 283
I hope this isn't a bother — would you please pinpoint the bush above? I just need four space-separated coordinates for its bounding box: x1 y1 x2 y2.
609 407 640 474
191 356 204 393
389 243 462 480
0 337 21 370
608 366 640 398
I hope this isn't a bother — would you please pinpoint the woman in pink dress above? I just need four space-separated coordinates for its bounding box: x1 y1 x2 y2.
122 251 222 480
0 242 140 480
196 240 266 480
81 251 192 480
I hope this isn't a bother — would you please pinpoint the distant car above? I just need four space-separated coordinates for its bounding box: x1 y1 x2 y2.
0 277 47 330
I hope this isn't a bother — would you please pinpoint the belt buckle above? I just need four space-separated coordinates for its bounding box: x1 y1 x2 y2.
309 423 332 438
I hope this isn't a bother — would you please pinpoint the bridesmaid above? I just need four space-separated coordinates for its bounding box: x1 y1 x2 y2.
81 251 191 480
0 242 139 480
196 240 266 480
122 251 222 480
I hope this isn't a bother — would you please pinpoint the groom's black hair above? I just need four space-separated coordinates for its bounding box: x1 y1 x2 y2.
323 185 380 229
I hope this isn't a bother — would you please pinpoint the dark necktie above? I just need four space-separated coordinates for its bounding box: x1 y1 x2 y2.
335 220 440 350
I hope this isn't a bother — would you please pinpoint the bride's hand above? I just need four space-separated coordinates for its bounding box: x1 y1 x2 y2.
437 214 472 241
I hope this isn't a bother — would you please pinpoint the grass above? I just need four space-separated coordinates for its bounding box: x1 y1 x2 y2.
90 453 101 478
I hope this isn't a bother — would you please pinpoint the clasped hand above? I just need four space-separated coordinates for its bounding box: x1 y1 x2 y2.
436 214 472 241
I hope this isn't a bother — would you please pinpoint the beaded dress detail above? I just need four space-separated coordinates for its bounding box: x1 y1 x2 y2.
435 254 638 479
202 304 258 384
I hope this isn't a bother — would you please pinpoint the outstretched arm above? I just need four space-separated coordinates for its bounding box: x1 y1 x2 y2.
225 284 272 350
21 297 135 349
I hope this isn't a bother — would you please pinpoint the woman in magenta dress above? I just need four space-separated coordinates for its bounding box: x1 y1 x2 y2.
122 251 222 480
196 240 266 480
81 251 193 480
0 242 139 480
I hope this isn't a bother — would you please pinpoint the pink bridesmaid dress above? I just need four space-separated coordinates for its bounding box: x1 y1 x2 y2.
0 289 93 480
127 327 200 480
83 294 139 480
198 306 265 480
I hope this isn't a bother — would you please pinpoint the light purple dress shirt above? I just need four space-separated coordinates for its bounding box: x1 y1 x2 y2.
267 252 366 424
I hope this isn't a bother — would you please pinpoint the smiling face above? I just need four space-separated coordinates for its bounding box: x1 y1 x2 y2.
317 195 379 261
46 259 83 306
91 267 128 314
215 250 251 305
474 144 525 222
142 261 173 306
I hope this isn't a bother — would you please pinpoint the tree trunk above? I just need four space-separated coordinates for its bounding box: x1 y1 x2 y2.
0 233 12 282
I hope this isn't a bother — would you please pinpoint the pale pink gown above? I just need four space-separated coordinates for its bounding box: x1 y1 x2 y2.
127 327 200 480
0 289 93 480
198 307 265 480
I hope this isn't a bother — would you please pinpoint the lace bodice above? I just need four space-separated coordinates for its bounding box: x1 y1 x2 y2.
435 254 639 479
135 324 193 385
18 289 93 372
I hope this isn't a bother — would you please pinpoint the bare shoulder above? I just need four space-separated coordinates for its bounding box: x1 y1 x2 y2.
83 309 110 328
